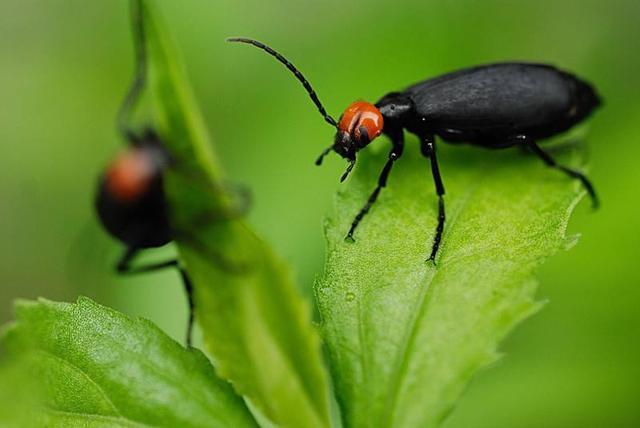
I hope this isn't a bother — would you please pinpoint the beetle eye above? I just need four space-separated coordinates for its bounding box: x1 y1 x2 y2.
356 125 370 145
334 130 350 147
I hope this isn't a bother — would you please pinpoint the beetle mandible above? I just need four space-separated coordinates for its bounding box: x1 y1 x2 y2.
228 37 600 262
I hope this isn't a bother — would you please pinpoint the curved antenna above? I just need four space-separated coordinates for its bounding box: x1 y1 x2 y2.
116 0 147 141
227 37 338 128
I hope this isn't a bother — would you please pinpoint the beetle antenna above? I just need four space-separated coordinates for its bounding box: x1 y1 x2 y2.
340 159 356 182
315 145 333 166
227 37 338 129
117 0 147 141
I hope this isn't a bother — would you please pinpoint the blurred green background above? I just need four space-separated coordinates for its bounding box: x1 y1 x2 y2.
0 0 638 426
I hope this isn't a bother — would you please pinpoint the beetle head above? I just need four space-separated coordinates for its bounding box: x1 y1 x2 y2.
333 101 384 159
103 144 170 203
314 101 384 181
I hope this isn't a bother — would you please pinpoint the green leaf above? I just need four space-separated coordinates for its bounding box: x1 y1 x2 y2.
139 2 332 427
315 142 587 428
0 297 257 428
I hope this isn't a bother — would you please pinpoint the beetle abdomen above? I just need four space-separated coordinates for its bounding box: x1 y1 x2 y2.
405 63 600 140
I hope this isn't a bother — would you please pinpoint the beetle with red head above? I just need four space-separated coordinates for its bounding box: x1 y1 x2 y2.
96 1 248 346
228 37 600 262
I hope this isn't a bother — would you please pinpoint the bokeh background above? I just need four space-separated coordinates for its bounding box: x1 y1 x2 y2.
1 0 638 426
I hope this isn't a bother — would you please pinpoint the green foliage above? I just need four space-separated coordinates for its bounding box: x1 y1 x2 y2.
316 144 586 428
0 1 599 428
140 2 332 427
1 297 256 427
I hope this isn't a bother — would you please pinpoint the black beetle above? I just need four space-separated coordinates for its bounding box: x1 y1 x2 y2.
96 1 247 346
95 0 200 345
228 37 600 262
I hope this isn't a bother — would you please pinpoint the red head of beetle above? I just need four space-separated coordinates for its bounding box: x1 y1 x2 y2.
333 101 384 160
104 143 169 203
105 149 156 202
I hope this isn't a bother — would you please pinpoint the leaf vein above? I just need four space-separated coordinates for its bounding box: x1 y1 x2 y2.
42 408 153 427
35 349 123 417
383 166 489 426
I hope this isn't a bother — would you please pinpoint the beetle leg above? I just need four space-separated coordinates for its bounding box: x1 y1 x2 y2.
517 135 599 208
117 0 148 142
420 134 446 264
345 132 404 242
116 247 195 347
179 180 252 227
169 166 253 220
219 180 252 218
